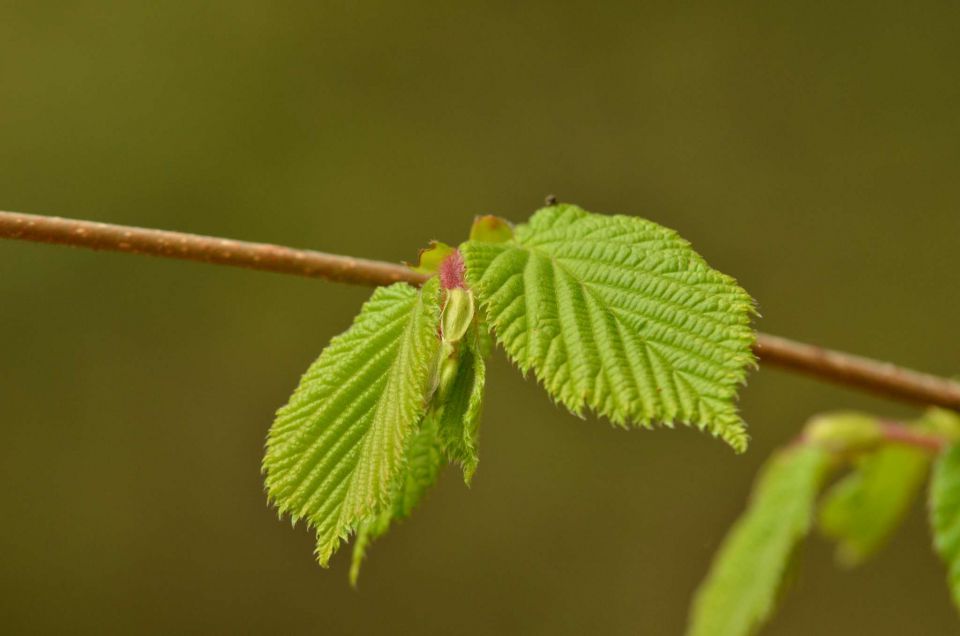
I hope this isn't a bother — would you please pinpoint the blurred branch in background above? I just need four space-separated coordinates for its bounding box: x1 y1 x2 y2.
2 209 959 412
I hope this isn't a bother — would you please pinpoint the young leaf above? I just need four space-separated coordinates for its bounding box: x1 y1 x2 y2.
263 279 441 566
437 331 487 483
819 443 929 566
460 204 756 451
687 445 833 636
930 443 960 612
410 241 455 274
350 409 444 585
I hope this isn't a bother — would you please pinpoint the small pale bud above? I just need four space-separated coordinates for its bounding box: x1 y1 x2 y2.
469 215 514 243
805 412 883 452
441 288 475 344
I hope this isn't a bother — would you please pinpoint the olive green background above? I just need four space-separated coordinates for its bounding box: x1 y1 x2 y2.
1 2 958 634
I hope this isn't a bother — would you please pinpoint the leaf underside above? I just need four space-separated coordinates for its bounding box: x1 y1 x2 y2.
819 443 929 567
263 279 441 566
461 204 756 451
687 446 832 636
930 444 960 613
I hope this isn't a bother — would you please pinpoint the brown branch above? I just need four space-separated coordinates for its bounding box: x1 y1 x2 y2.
754 334 960 411
3 209 959 412
0 210 421 287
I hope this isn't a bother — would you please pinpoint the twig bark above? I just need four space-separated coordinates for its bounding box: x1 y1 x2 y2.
0 210 419 287
753 334 960 411
3 209 959 412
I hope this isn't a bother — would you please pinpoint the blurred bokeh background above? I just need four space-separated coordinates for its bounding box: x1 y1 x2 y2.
1 2 958 634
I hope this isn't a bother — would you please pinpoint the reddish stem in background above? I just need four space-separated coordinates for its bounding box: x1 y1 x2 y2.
791 422 948 454
878 421 948 453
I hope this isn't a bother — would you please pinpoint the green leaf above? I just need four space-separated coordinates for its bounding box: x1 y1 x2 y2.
930 443 960 612
460 204 756 451
350 410 444 585
819 443 929 566
688 445 833 636
263 279 441 566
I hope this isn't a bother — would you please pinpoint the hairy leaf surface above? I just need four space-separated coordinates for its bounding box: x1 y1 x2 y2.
263 279 441 565
930 443 960 612
688 446 832 636
461 204 755 451
819 443 929 566
437 330 487 483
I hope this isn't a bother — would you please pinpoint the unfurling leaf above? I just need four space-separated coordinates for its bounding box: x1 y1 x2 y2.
819 443 929 566
461 204 756 451
437 328 486 484
687 446 833 636
930 444 960 612
263 279 441 566
410 241 455 274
